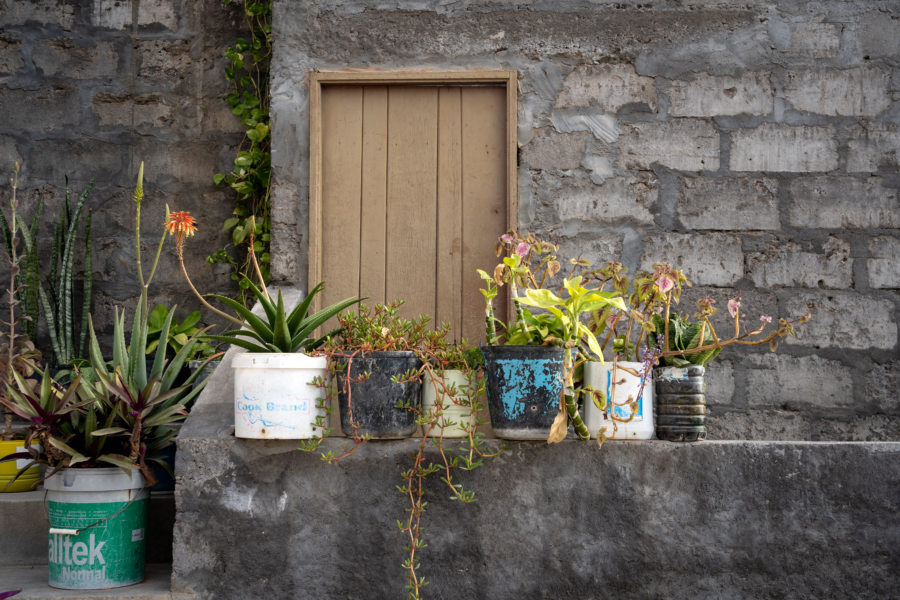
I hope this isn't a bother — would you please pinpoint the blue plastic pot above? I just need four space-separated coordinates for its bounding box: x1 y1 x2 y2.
480 345 564 440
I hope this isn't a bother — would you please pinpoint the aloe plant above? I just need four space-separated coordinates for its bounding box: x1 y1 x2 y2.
207 280 362 353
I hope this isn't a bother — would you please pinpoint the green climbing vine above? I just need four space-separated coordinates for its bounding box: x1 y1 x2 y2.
212 0 273 300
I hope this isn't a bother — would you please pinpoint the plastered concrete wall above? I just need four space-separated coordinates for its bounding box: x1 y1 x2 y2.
171 376 900 599
0 0 245 343
270 0 899 441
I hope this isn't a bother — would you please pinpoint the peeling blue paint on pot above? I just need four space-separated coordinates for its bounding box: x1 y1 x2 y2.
481 345 564 440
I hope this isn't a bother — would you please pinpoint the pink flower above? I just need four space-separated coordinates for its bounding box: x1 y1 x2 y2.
727 298 741 318
656 274 674 294
759 315 772 324
515 242 530 257
500 234 514 244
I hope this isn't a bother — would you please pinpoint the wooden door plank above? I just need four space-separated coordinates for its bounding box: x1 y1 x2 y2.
461 86 507 344
321 86 363 311
359 86 388 306
436 87 463 338
385 86 438 320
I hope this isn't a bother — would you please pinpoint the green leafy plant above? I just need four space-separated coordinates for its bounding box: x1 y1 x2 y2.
586 261 688 363
168 210 361 353
84 163 217 481
211 0 273 298
17 177 94 367
308 302 501 599
478 231 626 443
651 295 811 367
0 163 42 441
146 305 216 362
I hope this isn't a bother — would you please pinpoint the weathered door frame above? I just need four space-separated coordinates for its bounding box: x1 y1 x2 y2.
307 70 519 301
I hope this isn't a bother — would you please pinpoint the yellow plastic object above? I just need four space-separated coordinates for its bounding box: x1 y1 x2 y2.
0 439 40 492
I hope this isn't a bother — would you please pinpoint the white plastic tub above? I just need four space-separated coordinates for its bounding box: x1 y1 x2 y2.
583 360 655 440
422 370 473 438
232 352 328 439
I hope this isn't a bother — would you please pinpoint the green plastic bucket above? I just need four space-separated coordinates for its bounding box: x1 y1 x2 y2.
44 468 148 589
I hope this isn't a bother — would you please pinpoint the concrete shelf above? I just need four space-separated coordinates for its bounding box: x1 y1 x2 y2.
0 564 180 600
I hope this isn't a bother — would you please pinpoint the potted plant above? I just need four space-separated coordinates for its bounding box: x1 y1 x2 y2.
1 161 216 589
581 262 687 441
303 310 501 598
421 340 482 439
2 359 191 589
0 162 43 492
477 231 626 442
650 295 810 442
169 213 361 439
320 301 434 441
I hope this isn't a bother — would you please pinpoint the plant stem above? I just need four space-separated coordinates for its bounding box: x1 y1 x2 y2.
177 247 245 328
564 349 590 440
3 165 19 440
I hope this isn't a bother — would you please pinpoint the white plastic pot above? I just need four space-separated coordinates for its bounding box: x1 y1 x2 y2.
422 370 473 438
583 360 655 440
232 353 328 439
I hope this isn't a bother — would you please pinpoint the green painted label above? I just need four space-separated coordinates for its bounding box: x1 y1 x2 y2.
48 498 147 589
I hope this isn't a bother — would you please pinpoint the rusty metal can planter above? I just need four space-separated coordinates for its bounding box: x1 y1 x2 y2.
655 365 707 442
480 345 565 440
337 351 422 439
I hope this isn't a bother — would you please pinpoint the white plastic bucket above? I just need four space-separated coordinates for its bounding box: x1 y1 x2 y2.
45 468 148 589
583 360 655 440
232 352 328 439
422 370 473 438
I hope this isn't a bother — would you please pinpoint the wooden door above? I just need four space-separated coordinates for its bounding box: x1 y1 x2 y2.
311 75 515 343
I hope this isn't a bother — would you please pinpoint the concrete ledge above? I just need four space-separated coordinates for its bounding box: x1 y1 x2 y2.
172 374 900 599
0 563 180 600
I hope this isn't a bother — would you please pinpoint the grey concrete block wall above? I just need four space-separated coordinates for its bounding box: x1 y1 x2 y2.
1 0 898 440
269 0 900 441
0 0 247 346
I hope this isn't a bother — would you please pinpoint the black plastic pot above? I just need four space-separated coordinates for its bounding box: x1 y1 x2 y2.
480 345 565 440
655 365 706 442
337 351 422 439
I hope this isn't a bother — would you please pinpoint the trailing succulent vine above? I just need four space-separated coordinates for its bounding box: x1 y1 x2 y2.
300 303 502 599
211 0 273 301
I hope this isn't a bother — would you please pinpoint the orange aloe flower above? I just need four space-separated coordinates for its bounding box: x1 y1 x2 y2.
165 211 197 252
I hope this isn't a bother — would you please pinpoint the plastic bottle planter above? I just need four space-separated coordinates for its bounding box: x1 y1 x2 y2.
45 468 148 590
480 345 564 440
0 439 41 493
232 353 328 439
337 351 422 439
582 361 655 440
654 365 706 442
422 370 472 439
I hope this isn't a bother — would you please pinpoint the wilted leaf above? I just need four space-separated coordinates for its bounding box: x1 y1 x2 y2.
546 409 567 444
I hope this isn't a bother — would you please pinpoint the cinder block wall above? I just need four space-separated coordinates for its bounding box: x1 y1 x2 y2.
2 1 897 440
270 0 899 441
0 0 246 340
